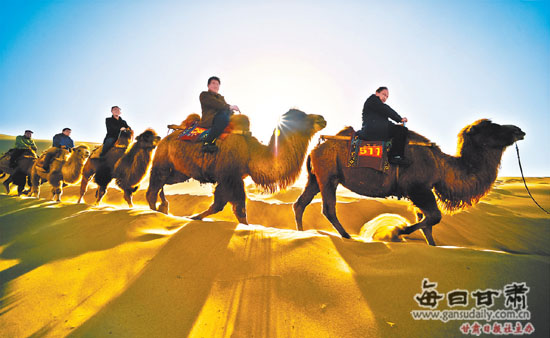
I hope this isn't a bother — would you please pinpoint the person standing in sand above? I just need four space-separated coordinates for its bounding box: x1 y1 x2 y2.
199 76 240 153
100 106 130 157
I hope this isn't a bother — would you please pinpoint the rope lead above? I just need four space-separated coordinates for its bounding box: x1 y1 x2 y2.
515 143 550 214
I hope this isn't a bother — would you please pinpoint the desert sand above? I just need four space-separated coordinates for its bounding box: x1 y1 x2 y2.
0 175 548 337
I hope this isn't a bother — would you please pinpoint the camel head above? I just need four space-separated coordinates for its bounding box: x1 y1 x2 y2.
72 145 91 159
458 119 525 154
276 109 327 137
135 129 161 149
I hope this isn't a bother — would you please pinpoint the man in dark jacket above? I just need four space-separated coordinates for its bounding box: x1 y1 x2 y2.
100 106 130 157
43 128 75 172
53 128 75 149
199 76 240 153
360 87 410 165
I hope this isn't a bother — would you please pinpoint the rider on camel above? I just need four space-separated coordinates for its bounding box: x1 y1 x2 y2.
9 130 37 168
199 76 240 153
100 106 130 158
43 128 75 172
359 86 410 166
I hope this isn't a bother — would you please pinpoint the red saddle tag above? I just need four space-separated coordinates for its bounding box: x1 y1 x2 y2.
358 144 383 158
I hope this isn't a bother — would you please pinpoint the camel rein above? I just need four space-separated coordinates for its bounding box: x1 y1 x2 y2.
515 143 549 214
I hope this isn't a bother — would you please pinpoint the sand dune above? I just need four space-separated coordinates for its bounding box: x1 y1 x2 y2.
0 177 549 337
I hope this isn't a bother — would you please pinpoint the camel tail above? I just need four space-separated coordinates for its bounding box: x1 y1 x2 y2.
94 165 112 187
306 155 316 180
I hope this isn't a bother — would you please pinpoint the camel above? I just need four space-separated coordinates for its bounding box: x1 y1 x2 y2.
293 119 525 246
77 128 134 204
30 145 91 201
0 150 37 195
112 129 161 207
146 109 327 223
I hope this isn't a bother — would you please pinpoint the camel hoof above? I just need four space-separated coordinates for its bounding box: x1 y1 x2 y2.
158 204 168 214
190 214 203 221
341 232 351 239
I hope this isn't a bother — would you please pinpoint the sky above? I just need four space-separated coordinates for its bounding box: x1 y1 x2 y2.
0 0 549 177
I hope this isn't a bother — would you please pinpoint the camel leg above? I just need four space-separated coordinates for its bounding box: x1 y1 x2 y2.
95 185 107 205
17 180 26 196
49 173 63 202
3 176 12 194
12 171 29 197
158 188 168 214
51 186 62 202
400 189 441 246
191 183 230 220
123 188 134 208
22 174 32 195
30 172 41 197
293 173 320 231
228 179 248 224
421 226 436 246
78 167 93 204
320 176 351 239
146 164 172 212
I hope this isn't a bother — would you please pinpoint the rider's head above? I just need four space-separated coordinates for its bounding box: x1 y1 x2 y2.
24 130 33 138
207 76 220 94
375 87 389 103
62 128 71 136
111 106 121 118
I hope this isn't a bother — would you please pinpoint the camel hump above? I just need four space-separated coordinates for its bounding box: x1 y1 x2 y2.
229 114 250 132
336 127 354 136
90 146 103 159
74 144 89 151
168 114 201 130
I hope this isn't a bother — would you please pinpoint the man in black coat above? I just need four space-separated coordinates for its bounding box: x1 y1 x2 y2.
359 87 410 165
100 106 130 157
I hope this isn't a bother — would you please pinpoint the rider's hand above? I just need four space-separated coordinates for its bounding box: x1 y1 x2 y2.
401 117 408 123
120 127 126 131
230 105 240 112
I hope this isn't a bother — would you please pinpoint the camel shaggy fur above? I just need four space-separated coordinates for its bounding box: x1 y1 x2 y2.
113 129 161 207
0 150 36 195
146 109 326 223
77 128 134 204
30 145 91 201
293 119 525 245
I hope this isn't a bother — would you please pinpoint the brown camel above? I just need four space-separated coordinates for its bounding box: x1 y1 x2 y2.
77 128 134 204
113 129 161 207
30 145 91 201
293 119 525 246
146 109 327 223
0 150 37 195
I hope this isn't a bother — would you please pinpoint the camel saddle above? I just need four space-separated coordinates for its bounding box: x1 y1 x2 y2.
177 122 233 142
0 149 37 170
347 132 391 172
89 143 128 159
34 147 69 175
169 114 251 143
